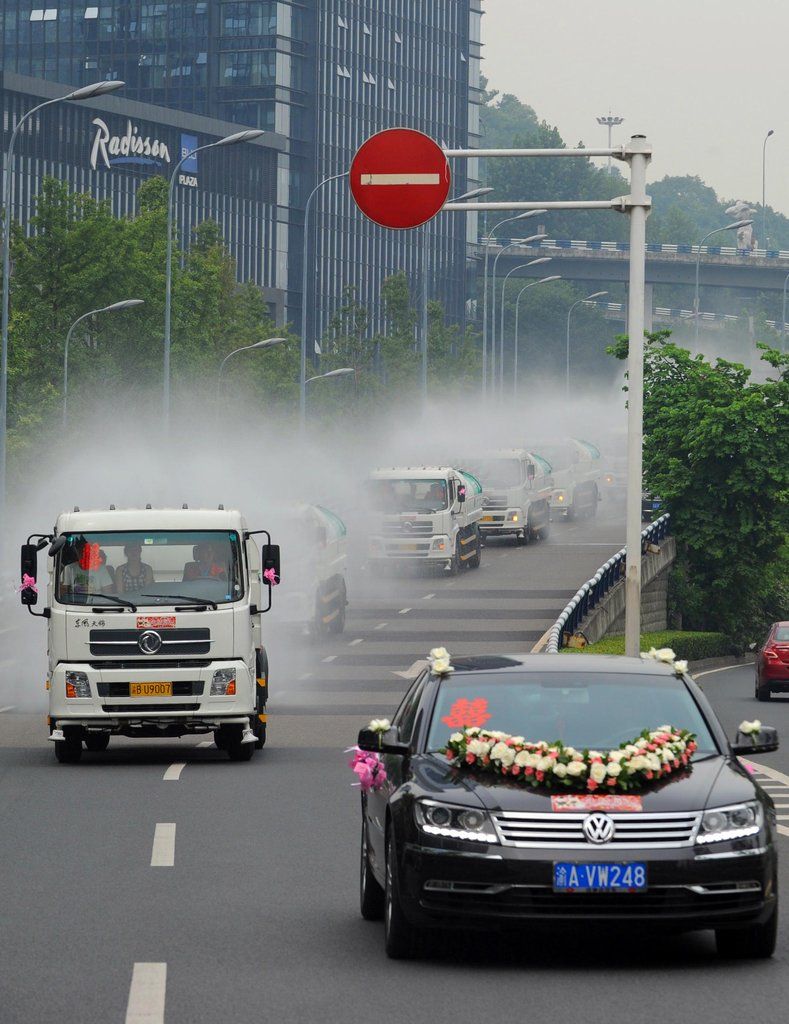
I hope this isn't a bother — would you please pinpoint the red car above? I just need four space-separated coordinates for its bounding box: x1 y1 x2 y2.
755 622 789 701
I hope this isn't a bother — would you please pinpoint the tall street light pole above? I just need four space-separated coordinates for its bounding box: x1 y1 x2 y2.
565 291 608 399
480 209 544 396
694 219 753 344
782 271 789 348
63 299 144 428
163 128 264 431
597 113 624 173
513 275 562 396
490 232 547 391
421 186 492 411
299 172 347 431
216 337 287 399
1 79 124 556
762 129 775 249
498 258 552 395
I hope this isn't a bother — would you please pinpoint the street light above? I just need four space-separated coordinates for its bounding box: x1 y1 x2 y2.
597 113 624 173
781 272 789 347
420 186 493 410
512 276 562 395
216 337 287 398
498 258 552 395
63 299 144 428
305 367 355 384
299 171 348 431
163 128 265 429
694 220 753 343
762 129 775 250
491 233 547 391
481 210 546 394
1 79 125 554
565 291 608 399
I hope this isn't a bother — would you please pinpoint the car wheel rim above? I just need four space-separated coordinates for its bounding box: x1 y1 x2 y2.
360 831 368 895
385 849 393 931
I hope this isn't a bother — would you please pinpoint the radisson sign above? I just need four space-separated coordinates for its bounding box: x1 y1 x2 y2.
90 117 172 171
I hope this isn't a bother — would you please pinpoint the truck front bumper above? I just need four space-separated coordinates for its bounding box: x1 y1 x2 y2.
368 535 451 562
478 510 523 536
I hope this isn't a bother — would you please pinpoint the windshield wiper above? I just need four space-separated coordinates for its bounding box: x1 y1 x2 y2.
141 593 218 610
78 593 138 611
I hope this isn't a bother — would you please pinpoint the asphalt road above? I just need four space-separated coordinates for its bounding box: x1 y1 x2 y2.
2 509 788 1023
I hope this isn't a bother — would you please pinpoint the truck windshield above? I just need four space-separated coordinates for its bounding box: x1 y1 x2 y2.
471 459 523 488
55 530 243 607
368 479 448 512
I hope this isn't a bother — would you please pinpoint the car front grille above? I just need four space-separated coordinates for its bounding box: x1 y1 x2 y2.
493 811 701 849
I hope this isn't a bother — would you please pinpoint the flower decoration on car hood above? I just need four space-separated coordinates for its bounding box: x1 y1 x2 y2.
443 726 697 793
428 647 453 676
640 647 688 676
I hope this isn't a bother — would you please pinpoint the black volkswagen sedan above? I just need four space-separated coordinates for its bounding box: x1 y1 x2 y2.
356 654 780 959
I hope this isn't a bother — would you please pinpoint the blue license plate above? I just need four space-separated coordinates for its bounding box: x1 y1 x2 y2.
553 862 647 892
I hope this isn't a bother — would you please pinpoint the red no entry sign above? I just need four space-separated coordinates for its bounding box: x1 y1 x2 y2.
349 128 451 229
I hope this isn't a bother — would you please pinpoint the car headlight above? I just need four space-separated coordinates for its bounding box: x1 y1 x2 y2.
414 799 499 844
65 671 90 698
210 668 236 696
696 802 763 844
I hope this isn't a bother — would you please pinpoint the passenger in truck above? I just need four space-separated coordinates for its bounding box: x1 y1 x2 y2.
115 542 155 594
182 542 227 581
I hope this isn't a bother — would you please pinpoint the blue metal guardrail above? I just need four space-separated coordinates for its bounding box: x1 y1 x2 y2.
584 299 787 330
546 513 671 654
487 238 789 260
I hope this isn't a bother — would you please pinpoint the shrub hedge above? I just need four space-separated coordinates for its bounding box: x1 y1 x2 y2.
563 630 737 661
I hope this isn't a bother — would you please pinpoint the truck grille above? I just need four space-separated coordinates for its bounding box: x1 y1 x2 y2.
493 811 701 849
483 493 509 511
101 703 200 713
381 520 434 536
88 628 210 657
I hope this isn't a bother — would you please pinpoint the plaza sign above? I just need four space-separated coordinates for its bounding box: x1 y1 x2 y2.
90 118 172 171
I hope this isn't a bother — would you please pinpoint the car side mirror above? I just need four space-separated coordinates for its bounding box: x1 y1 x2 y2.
261 543 281 584
19 543 39 606
357 726 409 757
732 726 779 755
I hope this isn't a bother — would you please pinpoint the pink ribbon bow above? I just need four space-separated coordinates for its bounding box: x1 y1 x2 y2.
16 574 38 595
263 567 279 586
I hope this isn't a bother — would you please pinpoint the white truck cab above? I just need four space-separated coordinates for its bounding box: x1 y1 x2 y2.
19 506 280 763
366 467 483 573
463 449 553 544
538 438 603 520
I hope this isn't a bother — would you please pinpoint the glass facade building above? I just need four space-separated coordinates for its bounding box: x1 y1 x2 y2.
0 1 482 342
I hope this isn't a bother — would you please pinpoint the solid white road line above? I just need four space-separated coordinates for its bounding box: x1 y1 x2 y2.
321 655 337 663
349 638 364 646
374 622 388 630
125 963 166 1024
298 672 313 681
0 705 16 714
163 763 185 782
695 664 752 678
150 823 176 867
776 815 789 821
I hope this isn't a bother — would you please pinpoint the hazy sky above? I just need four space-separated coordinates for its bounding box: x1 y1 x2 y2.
483 0 789 215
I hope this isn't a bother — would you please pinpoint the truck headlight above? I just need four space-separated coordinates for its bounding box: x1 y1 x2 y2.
506 511 519 522
555 492 566 504
431 536 448 552
696 802 762 844
210 668 237 696
414 799 499 844
65 672 90 698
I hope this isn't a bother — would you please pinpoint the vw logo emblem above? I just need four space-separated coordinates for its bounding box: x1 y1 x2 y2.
138 630 163 655
582 813 615 845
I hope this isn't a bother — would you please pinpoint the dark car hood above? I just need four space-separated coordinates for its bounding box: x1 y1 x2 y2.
415 754 759 813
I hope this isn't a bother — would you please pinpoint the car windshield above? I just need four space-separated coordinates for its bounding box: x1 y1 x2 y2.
368 478 448 512
426 671 718 754
55 530 243 607
469 459 522 488
774 627 789 642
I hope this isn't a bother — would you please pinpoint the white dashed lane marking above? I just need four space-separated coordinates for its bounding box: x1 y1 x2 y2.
125 963 166 1024
349 638 364 646
398 608 411 615
163 763 185 782
150 824 176 867
0 705 16 714
322 655 337 663
374 622 388 630
196 740 213 748
745 760 789 839
422 593 435 600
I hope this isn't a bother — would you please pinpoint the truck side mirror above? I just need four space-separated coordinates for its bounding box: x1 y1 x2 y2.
457 485 466 505
19 543 39 606
261 543 281 585
527 463 536 480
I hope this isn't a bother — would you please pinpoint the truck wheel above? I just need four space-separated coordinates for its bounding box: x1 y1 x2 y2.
253 715 267 749
515 529 529 546
467 532 482 569
327 581 347 634
448 545 462 575
55 731 83 764
228 741 255 762
588 485 599 518
84 734 110 752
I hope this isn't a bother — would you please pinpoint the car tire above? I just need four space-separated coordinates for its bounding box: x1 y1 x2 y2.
756 680 772 702
716 905 778 959
84 734 110 752
55 731 83 764
360 818 385 920
227 740 255 762
384 830 419 959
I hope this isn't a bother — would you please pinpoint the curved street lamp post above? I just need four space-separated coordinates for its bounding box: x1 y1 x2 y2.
490 232 547 391
63 300 145 427
512 276 562 395
498 257 552 396
694 220 753 344
216 337 287 399
565 291 608 398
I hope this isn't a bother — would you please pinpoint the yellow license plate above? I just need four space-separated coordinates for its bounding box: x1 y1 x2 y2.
481 515 494 522
129 682 172 697
401 543 420 552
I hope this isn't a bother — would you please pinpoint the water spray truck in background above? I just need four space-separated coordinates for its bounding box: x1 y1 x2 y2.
366 467 483 573
19 506 280 764
537 438 603 521
462 449 553 545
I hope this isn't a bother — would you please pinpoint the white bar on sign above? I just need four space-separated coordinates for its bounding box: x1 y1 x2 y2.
361 173 440 186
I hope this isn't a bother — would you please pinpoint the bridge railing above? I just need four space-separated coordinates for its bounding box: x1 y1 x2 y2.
481 238 789 261
545 513 671 654
583 299 787 330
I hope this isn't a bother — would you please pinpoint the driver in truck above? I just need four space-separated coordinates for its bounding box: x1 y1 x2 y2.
183 541 228 581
